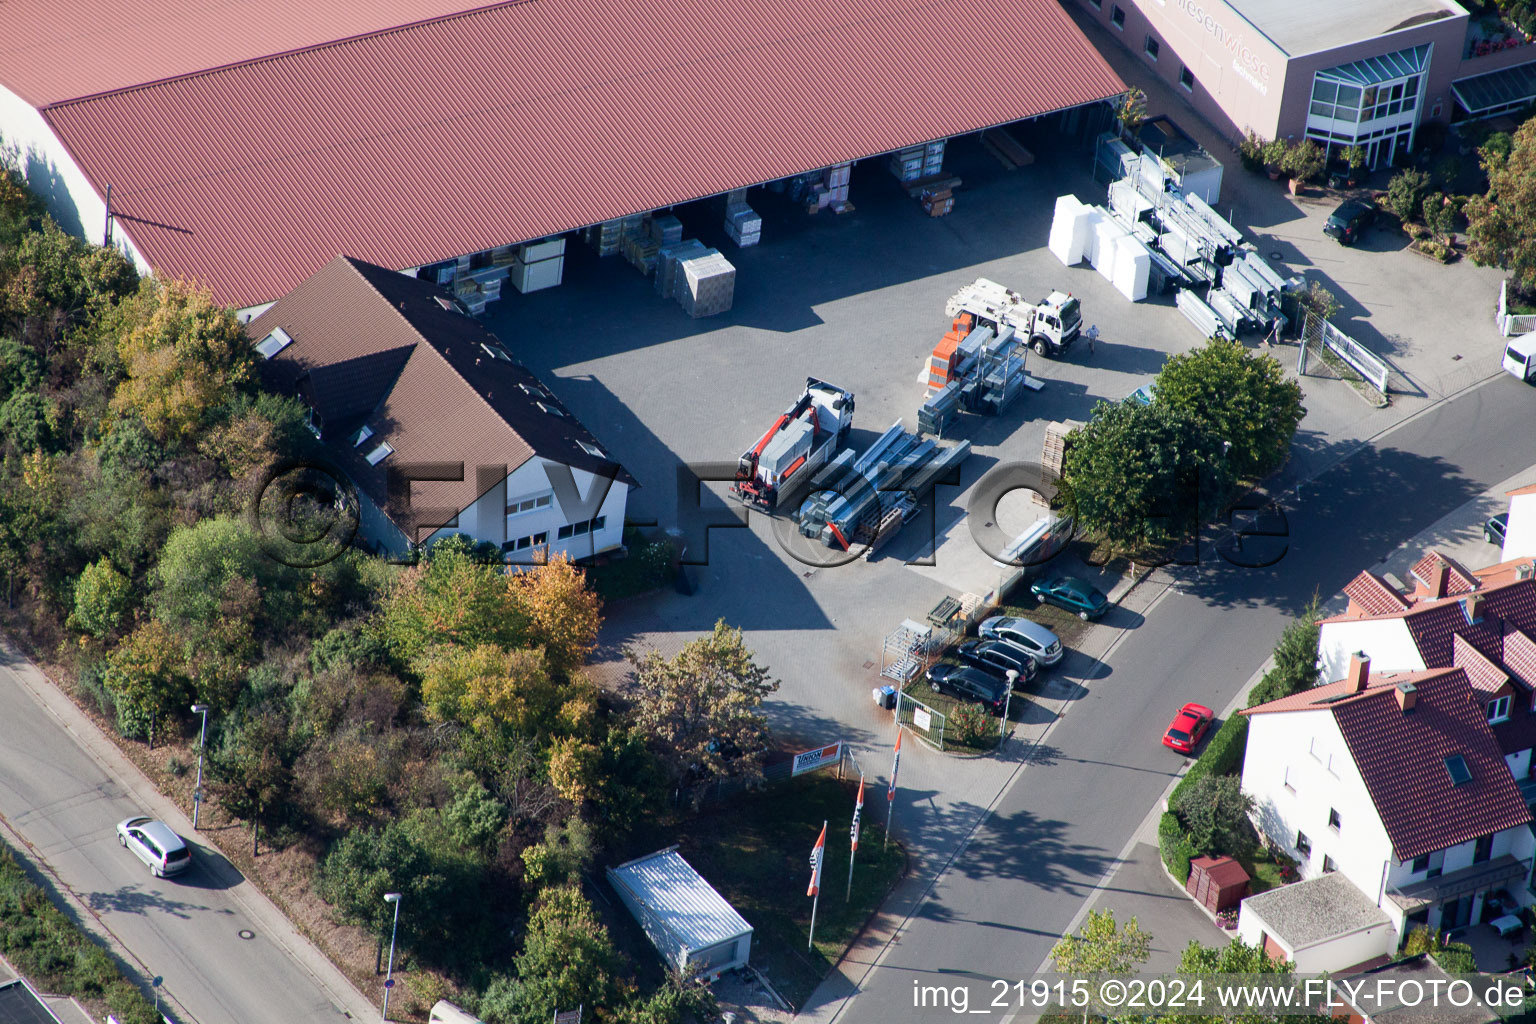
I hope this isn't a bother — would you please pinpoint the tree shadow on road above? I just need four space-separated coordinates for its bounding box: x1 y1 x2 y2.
84 884 222 919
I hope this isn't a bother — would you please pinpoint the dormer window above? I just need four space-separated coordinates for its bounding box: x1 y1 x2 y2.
254 326 292 359
1487 695 1511 724
353 425 374 447
364 442 394 466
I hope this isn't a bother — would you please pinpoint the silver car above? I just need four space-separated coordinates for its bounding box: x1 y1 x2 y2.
977 615 1063 667
116 816 192 877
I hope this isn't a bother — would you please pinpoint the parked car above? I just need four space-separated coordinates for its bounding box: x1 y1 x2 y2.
977 616 1063 667
1162 703 1215 754
924 663 1009 715
115 816 192 877
1324 199 1375 245
1030 575 1110 620
1486 512 1509 547
956 638 1038 686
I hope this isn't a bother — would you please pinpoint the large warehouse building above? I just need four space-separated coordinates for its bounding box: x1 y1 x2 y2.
1073 0 1536 169
0 0 1125 316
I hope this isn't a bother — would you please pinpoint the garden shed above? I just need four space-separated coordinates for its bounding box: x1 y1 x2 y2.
608 847 753 979
1186 855 1249 912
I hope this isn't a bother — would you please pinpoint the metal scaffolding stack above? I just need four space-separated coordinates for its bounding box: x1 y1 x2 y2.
794 421 970 549
917 320 1036 435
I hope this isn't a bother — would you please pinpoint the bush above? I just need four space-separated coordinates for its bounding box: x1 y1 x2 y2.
1432 941 1477 974
1158 811 1198 884
1168 715 1250 812
1482 131 1514 166
0 843 160 1022
1239 131 1266 173
1432 155 1463 188
949 702 993 745
1402 926 1436 957
1175 774 1257 857
1386 168 1431 224
1281 139 1326 183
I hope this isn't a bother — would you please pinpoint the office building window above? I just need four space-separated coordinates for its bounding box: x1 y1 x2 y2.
1111 4 1126 28
506 493 552 517
1179 65 1196 91
1144 35 1160 60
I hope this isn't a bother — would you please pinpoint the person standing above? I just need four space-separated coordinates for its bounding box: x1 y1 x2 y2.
1086 324 1099 355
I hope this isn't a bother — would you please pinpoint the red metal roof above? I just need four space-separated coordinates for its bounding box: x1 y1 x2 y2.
36 0 1124 308
0 0 490 106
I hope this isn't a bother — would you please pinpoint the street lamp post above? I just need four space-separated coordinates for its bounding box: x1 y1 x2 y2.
1002 670 1018 739
190 704 210 830
381 892 403 1021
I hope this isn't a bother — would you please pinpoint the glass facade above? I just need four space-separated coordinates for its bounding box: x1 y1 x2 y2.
1305 44 1431 169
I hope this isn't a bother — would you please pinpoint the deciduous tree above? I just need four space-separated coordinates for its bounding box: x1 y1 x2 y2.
375 537 528 669
419 644 563 737
1049 908 1152 974
102 618 190 748
1175 773 1257 857
1247 598 1320 706
1152 340 1304 481
506 886 627 1022
208 705 299 855
68 557 134 639
627 620 778 789
1466 118 1536 294
510 554 602 675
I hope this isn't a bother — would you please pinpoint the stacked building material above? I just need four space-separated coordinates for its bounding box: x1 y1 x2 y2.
622 232 659 275
794 422 970 549
510 237 565 293
889 146 924 183
678 250 735 317
655 239 709 299
920 183 952 217
917 382 961 436
648 214 683 245
582 219 624 256
922 140 946 176
1109 233 1151 302
822 163 851 205
1038 418 1082 508
1047 194 1092 266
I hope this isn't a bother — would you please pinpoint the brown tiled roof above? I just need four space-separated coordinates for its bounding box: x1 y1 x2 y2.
1409 550 1479 599
249 256 635 541
1239 669 1449 717
1452 634 1510 695
1503 627 1536 690
1344 571 1409 616
32 0 1125 307
1328 670 1531 861
1476 557 1536 588
1402 580 1536 667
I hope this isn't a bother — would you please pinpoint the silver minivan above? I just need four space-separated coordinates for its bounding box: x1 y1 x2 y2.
978 615 1064 667
116 816 192 877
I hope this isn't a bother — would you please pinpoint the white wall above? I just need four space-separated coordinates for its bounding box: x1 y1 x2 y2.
0 85 150 271
1294 922 1398 974
424 456 628 562
1317 618 1423 682
1243 709 1400 922
1505 491 1536 562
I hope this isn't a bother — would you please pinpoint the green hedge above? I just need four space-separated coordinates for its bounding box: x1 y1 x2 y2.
0 844 160 1024
1158 811 1198 885
1168 714 1249 812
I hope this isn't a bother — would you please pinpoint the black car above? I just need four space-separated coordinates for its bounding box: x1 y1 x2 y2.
925 663 1009 715
1324 199 1375 245
1487 513 1509 547
956 639 1038 686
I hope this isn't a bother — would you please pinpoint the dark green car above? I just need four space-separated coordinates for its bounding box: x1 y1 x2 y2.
1029 575 1109 620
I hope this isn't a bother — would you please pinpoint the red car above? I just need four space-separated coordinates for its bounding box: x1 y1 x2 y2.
1162 703 1214 754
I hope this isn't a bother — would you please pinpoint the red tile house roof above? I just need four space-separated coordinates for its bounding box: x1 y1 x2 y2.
16 0 1126 308
1402 582 1536 667
1245 669 1533 861
1408 550 1480 599
249 256 636 542
1343 571 1410 616
1452 634 1510 695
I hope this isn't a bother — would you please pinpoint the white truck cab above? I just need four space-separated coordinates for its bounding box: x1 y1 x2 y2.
945 279 1082 357
1504 332 1536 383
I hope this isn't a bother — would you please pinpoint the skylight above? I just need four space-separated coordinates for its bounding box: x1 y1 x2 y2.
480 342 513 362
353 425 374 447
538 401 566 418
364 442 395 466
1444 755 1472 787
577 440 606 459
254 326 292 359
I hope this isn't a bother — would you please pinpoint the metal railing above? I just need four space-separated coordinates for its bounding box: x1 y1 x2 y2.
1302 311 1389 396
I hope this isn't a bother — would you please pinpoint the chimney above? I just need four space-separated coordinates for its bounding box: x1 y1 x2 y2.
1463 593 1484 624
1429 558 1450 599
1348 651 1371 693
1396 682 1417 713
1520 561 1535 581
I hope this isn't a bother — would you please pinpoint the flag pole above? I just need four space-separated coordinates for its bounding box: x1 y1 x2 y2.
885 728 903 851
847 775 864 902
809 819 826 952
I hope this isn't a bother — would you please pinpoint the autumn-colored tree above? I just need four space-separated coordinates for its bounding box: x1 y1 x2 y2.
419 644 564 737
547 735 603 804
375 537 528 669
1466 118 1536 294
102 618 191 748
510 554 602 675
628 620 778 790
109 279 253 448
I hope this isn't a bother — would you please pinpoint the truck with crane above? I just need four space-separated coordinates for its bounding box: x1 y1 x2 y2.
733 378 855 511
945 278 1082 356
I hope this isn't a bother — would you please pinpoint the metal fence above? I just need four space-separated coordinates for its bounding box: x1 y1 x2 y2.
894 689 947 751
1300 311 1389 397
1497 279 1536 337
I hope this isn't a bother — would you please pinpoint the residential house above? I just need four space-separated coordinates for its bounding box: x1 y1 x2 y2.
249 256 636 562
1238 657 1535 959
1506 484 1536 564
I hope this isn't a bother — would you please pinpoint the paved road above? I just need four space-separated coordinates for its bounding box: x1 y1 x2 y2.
823 372 1536 1022
0 644 374 1024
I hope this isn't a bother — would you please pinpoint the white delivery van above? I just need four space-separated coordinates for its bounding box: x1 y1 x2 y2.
1505 332 1536 383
